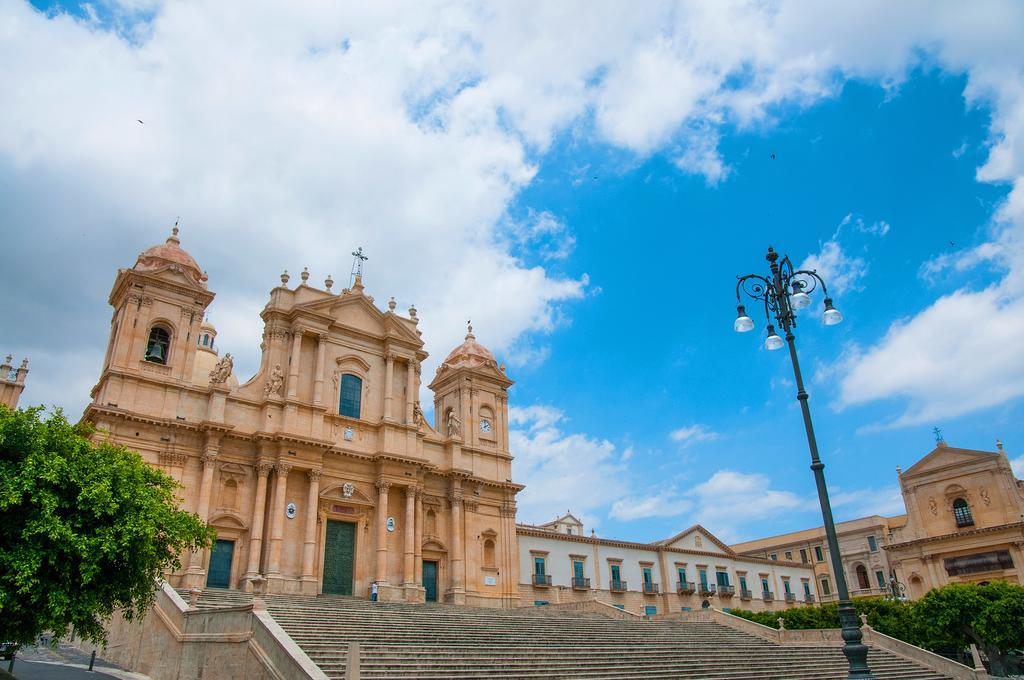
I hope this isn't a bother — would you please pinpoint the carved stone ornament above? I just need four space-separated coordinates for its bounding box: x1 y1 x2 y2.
446 410 463 439
980 487 991 506
344 427 354 442
264 363 284 396
256 461 274 477
694 535 703 547
209 353 234 384
412 401 426 426
307 467 323 482
342 482 355 498
928 497 938 516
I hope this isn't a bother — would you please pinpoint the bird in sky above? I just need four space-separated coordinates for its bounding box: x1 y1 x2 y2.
137 119 144 124
770 153 776 160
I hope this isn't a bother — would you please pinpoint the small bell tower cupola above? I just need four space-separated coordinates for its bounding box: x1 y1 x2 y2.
428 322 513 455
92 225 215 409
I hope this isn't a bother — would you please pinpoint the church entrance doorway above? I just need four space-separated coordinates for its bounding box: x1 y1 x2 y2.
206 539 234 589
423 560 439 602
322 520 355 596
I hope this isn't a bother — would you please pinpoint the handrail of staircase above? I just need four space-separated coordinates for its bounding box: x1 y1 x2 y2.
864 628 982 680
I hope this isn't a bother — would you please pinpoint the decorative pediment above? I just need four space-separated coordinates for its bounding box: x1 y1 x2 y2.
293 293 422 345
660 524 736 556
321 481 373 505
217 462 248 482
209 512 247 529
901 447 1000 478
422 538 448 553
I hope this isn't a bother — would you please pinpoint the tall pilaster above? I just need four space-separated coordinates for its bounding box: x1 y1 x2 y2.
375 479 391 584
301 467 323 593
414 487 424 585
403 486 416 586
244 461 273 585
406 360 418 424
312 334 327 405
384 352 395 420
448 483 465 599
267 462 292 579
286 329 303 398
184 444 219 586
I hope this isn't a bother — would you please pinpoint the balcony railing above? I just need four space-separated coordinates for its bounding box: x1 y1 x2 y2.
762 591 774 601
533 574 552 587
784 592 797 603
572 577 590 590
698 583 716 596
739 589 753 600
676 581 696 594
803 593 816 604
643 582 660 595
718 585 736 597
609 579 628 593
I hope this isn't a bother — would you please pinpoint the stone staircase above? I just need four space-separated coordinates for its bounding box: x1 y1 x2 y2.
183 589 950 679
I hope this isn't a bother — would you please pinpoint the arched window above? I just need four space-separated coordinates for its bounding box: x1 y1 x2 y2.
855 564 869 590
145 326 171 364
483 539 496 568
339 374 362 418
953 498 974 527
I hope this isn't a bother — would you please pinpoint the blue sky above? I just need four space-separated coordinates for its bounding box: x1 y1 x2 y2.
4 2 1024 543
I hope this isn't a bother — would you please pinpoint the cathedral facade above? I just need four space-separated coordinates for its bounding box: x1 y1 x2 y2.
83 228 522 607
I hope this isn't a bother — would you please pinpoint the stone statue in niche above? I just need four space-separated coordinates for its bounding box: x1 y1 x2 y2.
446 409 463 439
209 353 233 384
928 496 938 516
264 364 284 396
412 401 426 426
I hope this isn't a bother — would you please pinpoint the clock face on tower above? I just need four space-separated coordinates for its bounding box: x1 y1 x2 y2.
480 419 492 433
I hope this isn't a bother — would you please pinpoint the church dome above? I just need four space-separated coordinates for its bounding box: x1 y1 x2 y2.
134 226 205 285
441 324 497 370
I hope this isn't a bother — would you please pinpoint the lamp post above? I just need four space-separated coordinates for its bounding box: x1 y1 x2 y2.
734 246 873 679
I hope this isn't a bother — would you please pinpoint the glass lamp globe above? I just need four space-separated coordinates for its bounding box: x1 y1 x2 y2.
764 325 784 351
790 290 812 310
734 304 754 333
823 298 843 326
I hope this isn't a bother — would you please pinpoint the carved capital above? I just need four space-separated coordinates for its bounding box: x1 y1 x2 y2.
386 351 397 363
158 451 187 467
307 467 323 482
447 489 463 507
275 462 293 475
256 461 274 477
412 360 421 377
375 479 392 493
202 450 219 467
317 333 328 343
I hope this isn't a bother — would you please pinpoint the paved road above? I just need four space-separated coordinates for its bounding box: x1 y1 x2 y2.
7 660 120 679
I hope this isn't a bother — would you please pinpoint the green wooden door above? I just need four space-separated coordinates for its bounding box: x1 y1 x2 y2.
322 520 355 596
423 560 438 602
206 539 234 589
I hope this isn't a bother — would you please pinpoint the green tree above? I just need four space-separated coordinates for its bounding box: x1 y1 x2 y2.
0 406 213 646
915 581 1024 676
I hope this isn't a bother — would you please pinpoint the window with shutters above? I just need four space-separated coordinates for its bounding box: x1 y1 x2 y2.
339 374 362 418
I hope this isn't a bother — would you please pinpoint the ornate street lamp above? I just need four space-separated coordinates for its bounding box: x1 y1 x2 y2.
887 570 907 601
734 246 873 679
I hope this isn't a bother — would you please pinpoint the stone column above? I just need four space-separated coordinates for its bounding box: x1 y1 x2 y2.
403 486 416 586
312 334 327 406
195 447 219 522
406 360 418 424
414 488 424 585
449 485 464 595
267 462 292 578
375 480 391 584
496 395 506 452
384 352 395 420
286 329 303 398
301 468 323 593
244 461 273 584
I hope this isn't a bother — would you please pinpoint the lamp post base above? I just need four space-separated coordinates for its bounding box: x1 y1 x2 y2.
838 600 875 678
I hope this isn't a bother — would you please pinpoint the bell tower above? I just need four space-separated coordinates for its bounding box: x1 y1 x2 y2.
428 323 513 461
91 226 215 414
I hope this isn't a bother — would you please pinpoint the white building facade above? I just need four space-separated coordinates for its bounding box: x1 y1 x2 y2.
518 516 817 616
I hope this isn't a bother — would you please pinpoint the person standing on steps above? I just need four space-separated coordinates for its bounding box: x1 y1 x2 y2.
371 581 379 602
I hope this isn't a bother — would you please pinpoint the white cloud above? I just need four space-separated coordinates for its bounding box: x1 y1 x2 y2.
506 210 576 261
4 0 1024 429
669 424 720 446
831 485 907 519
838 287 1024 427
610 492 692 521
800 239 867 294
510 405 625 527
